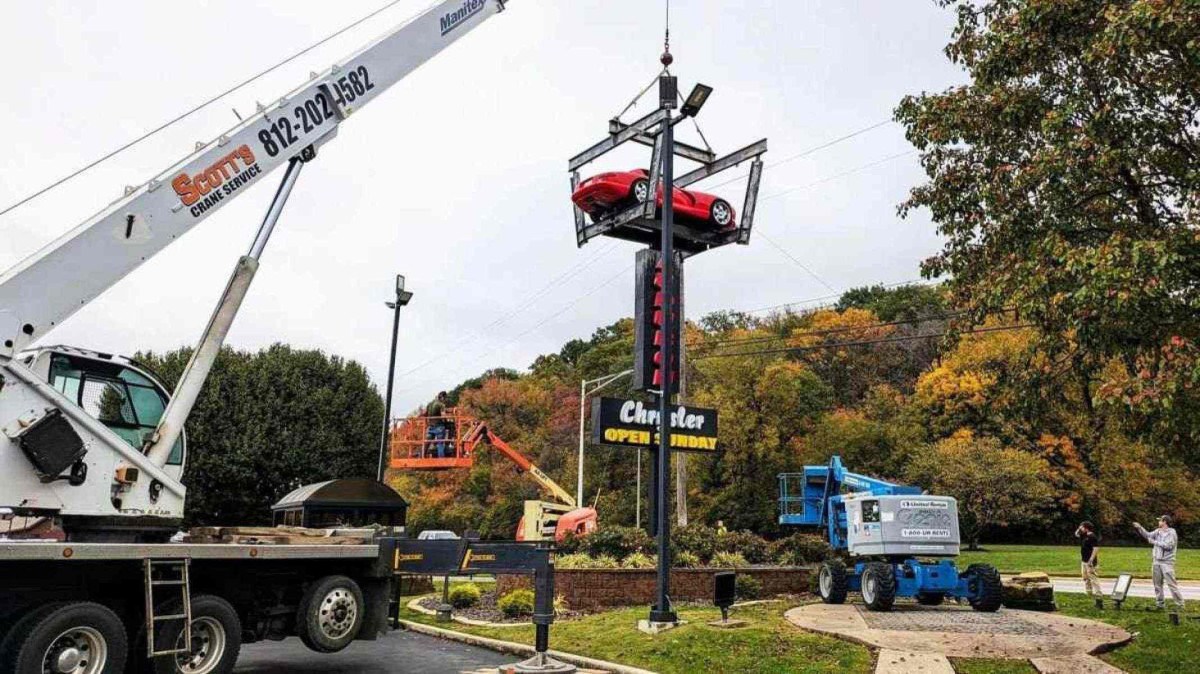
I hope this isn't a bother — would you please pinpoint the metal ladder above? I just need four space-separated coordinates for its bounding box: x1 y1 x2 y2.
143 558 192 658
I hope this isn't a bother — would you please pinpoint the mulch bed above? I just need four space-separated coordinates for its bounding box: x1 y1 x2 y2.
418 590 584 624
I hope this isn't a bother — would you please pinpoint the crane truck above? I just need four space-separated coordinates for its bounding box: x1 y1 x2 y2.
779 456 1003 612
0 4 581 674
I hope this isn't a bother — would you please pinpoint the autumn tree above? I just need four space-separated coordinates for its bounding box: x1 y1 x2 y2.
898 0 1200 455
802 410 908 481
789 308 908 406
906 433 1055 550
690 350 833 534
912 324 1041 438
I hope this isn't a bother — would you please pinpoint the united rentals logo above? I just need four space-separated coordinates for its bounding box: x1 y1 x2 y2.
440 0 486 36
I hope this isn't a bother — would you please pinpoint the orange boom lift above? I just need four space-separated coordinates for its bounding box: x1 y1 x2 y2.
390 409 597 542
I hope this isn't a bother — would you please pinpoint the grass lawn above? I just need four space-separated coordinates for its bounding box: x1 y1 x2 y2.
1055 593 1199 673
959 544 1199 580
949 659 1037 674
402 600 872 674
401 585 1196 673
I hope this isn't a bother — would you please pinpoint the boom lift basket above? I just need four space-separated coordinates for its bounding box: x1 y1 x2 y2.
568 108 767 257
388 408 474 470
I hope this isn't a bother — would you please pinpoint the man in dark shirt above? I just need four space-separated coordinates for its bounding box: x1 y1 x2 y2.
1075 521 1102 609
425 392 449 458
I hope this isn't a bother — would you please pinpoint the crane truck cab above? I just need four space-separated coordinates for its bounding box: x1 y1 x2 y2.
21 346 187 477
2 346 188 540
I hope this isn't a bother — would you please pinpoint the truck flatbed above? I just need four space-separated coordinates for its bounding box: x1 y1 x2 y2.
0 541 381 561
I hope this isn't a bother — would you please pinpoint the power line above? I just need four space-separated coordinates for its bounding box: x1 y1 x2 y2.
694 324 1033 360
733 149 919 294
687 309 985 350
708 119 894 190
396 150 929 396
759 150 916 202
700 279 929 317
392 241 621 381
756 232 837 292
0 0 422 218
395 262 633 395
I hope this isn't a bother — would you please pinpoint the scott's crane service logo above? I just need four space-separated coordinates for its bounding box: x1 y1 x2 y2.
172 145 262 218
440 0 486 36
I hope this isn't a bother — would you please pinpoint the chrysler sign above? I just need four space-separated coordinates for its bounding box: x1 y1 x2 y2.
591 397 719 453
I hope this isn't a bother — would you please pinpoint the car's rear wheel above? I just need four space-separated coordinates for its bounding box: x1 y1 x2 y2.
631 179 651 204
710 199 734 227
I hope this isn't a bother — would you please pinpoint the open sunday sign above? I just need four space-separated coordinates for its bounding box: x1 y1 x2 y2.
590 397 719 452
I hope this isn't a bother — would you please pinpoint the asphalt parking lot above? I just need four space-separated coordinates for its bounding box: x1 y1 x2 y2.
234 629 515 674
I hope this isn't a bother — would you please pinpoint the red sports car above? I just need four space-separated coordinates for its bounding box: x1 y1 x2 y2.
572 169 736 229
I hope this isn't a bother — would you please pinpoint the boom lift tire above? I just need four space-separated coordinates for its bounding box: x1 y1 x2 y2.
817 560 849 605
296 575 364 653
861 563 897 612
965 563 1003 613
148 595 242 674
916 593 945 606
2 601 127 674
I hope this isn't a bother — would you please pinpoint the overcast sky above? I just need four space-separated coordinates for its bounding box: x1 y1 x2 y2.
0 1 964 414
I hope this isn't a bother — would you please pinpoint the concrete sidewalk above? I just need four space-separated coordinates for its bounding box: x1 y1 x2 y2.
1028 576 1200 601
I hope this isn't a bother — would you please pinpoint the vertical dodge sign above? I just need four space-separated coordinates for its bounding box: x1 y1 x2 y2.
591 397 719 453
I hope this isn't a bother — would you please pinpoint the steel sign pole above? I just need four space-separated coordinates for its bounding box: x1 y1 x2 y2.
651 74 678 626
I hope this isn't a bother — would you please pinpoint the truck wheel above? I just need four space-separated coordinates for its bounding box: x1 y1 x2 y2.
5 601 127 674
861 563 897 612
966 564 1003 612
817 560 849 604
150 595 241 674
296 576 364 653
916 593 945 606
0 603 68 671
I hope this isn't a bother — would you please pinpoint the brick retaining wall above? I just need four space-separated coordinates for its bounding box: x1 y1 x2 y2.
497 567 813 610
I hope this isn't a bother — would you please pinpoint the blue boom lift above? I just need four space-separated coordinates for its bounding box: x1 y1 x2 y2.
779 456 1002 611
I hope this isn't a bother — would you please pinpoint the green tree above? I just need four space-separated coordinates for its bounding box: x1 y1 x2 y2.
906 433 1055 550
138 345 382 526
897 0 1200 452
836 283 946 322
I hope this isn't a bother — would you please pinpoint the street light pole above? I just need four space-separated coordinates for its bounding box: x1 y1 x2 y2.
576 370 633 505
577 379 586 504
377 275 413 483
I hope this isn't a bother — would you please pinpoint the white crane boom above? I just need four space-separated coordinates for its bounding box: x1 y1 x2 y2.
0 0 507 359
0 0 510 532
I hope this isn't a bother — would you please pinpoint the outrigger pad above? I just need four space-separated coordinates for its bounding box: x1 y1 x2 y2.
16 408 86 481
